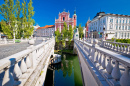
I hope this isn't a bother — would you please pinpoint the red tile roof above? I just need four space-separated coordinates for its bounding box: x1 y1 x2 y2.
37 25 55 29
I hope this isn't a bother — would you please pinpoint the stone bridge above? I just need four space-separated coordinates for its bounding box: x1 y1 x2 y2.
0 37 55 86
74 38 130 86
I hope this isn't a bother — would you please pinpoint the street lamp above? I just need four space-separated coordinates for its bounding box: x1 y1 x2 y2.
103 25 105 40
91 29 93 43
101 25 105 46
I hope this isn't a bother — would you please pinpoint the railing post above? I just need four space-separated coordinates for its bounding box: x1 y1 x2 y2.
20 57 27 73
111 60 121 85
101 54 107 69
13 62 22 80
92 39 98 63
28 39 35 68
2 67 14 86
105 56 113 78
120 67 130 86
4 37 7 44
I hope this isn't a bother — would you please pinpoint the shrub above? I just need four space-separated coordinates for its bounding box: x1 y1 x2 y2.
15 39 21 43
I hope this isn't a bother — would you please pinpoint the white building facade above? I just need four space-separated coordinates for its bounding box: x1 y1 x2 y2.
88 12 130 39
36 25 55 37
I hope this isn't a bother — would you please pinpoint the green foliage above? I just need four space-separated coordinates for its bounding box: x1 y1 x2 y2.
55 28 61 46
115 39 130 43
78 24 83 39
68 24 73 45
0 23 2 32
15 39 21 43
0 0 35 39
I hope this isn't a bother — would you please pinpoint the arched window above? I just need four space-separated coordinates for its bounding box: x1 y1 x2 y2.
63 17 65 21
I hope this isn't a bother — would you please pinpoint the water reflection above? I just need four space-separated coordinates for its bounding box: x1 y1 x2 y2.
44 53 83 86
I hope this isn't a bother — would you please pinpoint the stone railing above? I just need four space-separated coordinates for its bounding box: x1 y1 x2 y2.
74 39 130 86
0 37 55 86
102 41 130 55
0 37 30 45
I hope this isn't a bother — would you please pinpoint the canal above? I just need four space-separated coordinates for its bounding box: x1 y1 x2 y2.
44 53 83 86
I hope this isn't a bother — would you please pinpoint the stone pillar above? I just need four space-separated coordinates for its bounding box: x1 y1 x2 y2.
28 38 35 68
4 37 7 44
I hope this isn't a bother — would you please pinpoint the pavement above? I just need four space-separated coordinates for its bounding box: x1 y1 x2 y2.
0 40 43 60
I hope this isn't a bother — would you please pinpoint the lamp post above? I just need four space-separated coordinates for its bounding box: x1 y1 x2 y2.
103 25 105 40
91 30 93 43
101 25 105 46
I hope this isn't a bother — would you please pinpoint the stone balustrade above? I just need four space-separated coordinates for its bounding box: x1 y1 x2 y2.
74 39 130 86
102 41 130 55
0 37 31 44
0 37 55 86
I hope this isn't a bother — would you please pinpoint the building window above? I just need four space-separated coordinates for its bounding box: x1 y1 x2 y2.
126 20 127 23
128 33 129 38
110 19 113 23
122 33 123 38
125 33 126 38
116 19 118 23
125 26 127 30
110 25 113 29
74 17 75 19
123 20 124 23
120 20 121 23
129 20 130 24
63 17 65 21
119 26 121 30
115 32 117 37
129 26 130 30
116 26 118 30
103 19 105 24
122 26 124 30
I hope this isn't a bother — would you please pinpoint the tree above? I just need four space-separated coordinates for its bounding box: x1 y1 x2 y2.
78 24 83 39
55 28 61 49
0 23 2 32
68 24 73 45
0 0 16 39
26 0 35 38
0 0 35 39
15 0 22 38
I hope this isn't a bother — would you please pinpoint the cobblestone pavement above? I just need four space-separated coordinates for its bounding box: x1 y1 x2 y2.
0 40 43 60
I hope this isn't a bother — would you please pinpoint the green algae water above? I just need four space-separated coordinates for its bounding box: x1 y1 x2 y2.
44 53 83 86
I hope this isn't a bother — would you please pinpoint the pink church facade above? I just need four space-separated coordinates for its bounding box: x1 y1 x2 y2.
55 10 77 32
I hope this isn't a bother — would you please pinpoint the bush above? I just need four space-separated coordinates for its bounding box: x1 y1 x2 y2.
15 39 21 43
115 39 130 43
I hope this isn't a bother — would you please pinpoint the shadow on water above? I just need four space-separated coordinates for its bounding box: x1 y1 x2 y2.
44 53 83 86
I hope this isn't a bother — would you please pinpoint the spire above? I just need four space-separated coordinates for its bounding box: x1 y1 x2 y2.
68 10 69 13
59 12 60 14
63 9 65 12
74 7 76 14
55 17 56 21
88 17 90 21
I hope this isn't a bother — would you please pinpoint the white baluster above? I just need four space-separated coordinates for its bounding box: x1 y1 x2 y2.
99 53 102 65
13 62 22 80
2 68 14 86
26 55 31 69
117 44 119 52
126 45 129 54
120 67 130 86
20 58 27 73
123 45 126 53
106 57 113 74
111 61 121 80
101 54 106 69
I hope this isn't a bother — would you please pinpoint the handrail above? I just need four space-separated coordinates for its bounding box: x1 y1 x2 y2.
75 39 130 86
0 37 55 86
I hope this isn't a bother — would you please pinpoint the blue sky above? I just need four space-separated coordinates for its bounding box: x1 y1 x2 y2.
0 0 130 27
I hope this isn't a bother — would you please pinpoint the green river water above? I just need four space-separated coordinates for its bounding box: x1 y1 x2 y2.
44 53 83 86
